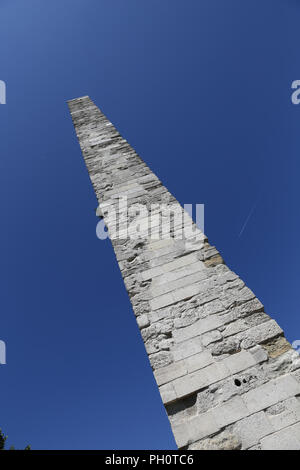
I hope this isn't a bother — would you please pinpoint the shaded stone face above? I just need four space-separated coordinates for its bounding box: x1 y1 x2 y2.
68 96 300 450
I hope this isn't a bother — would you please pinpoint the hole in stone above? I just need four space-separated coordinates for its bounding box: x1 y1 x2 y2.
243 379 247 384
134 242 144 250
164 331 172 339
234 379 242 387
165 393 197 417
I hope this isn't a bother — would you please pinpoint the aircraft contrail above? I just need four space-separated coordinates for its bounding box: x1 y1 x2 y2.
238 201 258 238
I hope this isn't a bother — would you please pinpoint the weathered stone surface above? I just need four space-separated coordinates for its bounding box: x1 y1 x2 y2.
172 421 189 448
266 397 300 431
69 96 300 450
260 422 300 450
162 349 267 404
173 315 223 343
137 314 150 329
189 431 241 450
203 254 224 267
243 374 300 414
185 410 220 445
155 350 215 387
211 336 241 356
213 396 249 428
172 337 203 362
249 345 268 364
202 330 223 346
185 351 215 373
239 320 283 349
154 361 188 386
149 351 173 369
159 382 177 405
231 411 273 449
262 335 292 358
223 350 256 375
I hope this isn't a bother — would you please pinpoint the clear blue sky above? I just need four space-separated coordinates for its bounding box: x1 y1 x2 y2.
0 0 299 450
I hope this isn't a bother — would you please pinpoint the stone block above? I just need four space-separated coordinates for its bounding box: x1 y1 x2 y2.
154 361 187 386
148 239 174 251
150 270 209 298
160 253 199 273
204 361 230 385
172 283 202 304
249 345 268 364
239 319 283 349
172 421 189 448
268 409 298 431
172 337 203 362
173 316 223 343
201 330 222 346
243 374 300 414
232 411 273 449
223 350 256 375
223 319 250 337
150 293 174 310
150 261 206 288
266 397 300 431
185 351 215 373
187 411 220 443
260 422 300 450
148 310 170 324
140 266 164 281
173 369 208 400
149 350 173 370
189 431 241 450
262 335 292 358
173 361 230 400
137 314 150 329
144 241 185 262
159 382 176 404
201 300 224 316
212 396 249 428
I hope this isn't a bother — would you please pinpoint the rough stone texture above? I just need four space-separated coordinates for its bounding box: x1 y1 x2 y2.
68 96 300 450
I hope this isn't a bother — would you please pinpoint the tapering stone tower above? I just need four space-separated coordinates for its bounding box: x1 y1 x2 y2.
68 96 300 450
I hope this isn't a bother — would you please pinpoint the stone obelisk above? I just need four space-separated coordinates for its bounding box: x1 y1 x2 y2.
68 96 300 450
